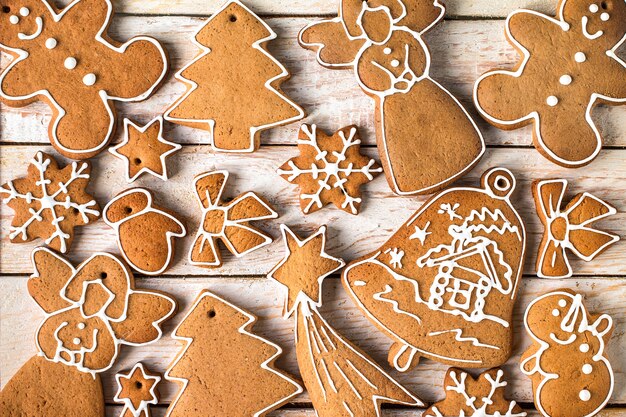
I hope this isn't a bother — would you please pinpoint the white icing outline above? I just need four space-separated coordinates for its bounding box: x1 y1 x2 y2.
109 116 182 183
534 179 619 279
299 0 485 195
30 247 177 375
103 188 186 276
114 362 161 417
164 290 303 417
521 290 614 417
473 2 626 167
164 0 304 153
342 167 527 370
0 0 168 157
17 16 42 40
188 170 278 268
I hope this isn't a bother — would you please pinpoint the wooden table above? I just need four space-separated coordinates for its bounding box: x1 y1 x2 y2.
1 0 625 415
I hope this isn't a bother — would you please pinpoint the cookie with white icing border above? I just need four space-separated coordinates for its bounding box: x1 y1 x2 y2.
474 0 626 167
521 289 614 417
103 188 186 275
114 362 161 417
0 0 169 159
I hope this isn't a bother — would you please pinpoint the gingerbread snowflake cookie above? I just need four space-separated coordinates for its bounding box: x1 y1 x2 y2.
533 179 619 278
0 0 168 159
103 188 186 275
110 117 181 183
189 170 278 268
474 0 626 167
1 151 100 253
278 124 382 215
424 368 526 417
521 289 614 417
114 363 161 417
164 0 304 152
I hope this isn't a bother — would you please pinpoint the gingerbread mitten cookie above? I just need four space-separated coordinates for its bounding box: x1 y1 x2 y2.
114 363 161 417
103 188 186 275
278 124 382 215
474 0 626 167
0 0 168 159
521 289 614 417
1 151 100 253
164 0 304 152
533 179 619 278
299 0 484 195
343 167 526 371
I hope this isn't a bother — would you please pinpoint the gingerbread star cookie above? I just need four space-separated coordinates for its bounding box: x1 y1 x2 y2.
0 0 169 159
278 124 382 215
114 363 161 417
0 151 100 253
110 117 181 183
189 170 278 268
474 0 626 167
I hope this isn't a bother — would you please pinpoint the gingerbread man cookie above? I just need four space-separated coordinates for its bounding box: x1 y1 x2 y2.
474 0 626 167
0 0 168 159
1 151 100 253
164 0 304 152
533 179 619 278
114 363 161 417
110 117 182 183
278 124 382 215
521 289 614 417
103 188 186 275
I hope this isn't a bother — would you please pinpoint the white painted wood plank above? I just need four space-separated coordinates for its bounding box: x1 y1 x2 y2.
2 277 625 404
2 18 625 147
1 145 624 276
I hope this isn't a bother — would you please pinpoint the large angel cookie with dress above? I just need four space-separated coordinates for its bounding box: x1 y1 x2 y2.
299 0 485 195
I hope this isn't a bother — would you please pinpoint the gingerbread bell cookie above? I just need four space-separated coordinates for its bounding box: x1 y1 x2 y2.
299 0 484 195
165 290 302 417
268 225 422 417
521 289 614 417
533 179 619 278
189 170 278 268
110 117 182 183
114 363 161 417
164 0 304 152
343 167 526 371
1 151 100 253
103 188 186 275
0 0 168 159
474 0 626 167
424 368 527 417
278 124 382 215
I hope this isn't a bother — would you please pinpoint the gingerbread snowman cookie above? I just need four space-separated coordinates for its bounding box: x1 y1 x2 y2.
0 0 168 159
474 0 626 167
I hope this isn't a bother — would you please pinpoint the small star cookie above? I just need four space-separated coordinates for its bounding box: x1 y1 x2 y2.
110 117 181 182
114 363 161 417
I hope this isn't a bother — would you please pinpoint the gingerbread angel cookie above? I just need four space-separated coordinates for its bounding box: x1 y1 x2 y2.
114 363 161 417
103 188 186 275
278 124 382 215
474 0 626 167
0 0 168 159
533 179 619 278
1 151 100 253
521 289 614 417
189 170 278 268
164 0 304 152
299 0 485 195
343 167 526 371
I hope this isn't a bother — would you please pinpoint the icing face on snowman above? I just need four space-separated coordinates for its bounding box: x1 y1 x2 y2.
564 0 626 44
0 0 47 46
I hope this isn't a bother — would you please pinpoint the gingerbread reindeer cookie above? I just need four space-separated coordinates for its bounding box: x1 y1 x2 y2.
474 0 626 167
299 0 485 195
521 289 614 417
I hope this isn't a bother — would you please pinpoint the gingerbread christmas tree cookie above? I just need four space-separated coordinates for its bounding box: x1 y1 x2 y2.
114 363 161 417
110 117 181 183
1 151 100 253
268 225 422 417
189 170 278 268
278 124 382 215
165 290 302 417
0 0 168 159
164 0 304 152
474 0 626 167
